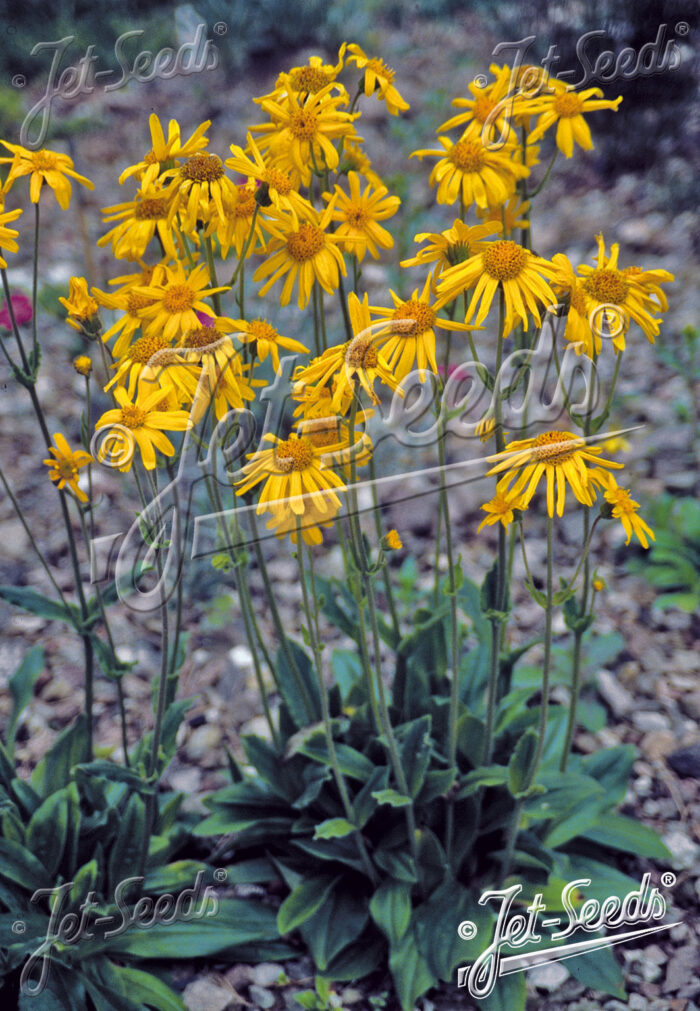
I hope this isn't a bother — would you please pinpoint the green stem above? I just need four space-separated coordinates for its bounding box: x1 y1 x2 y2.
560 628 583 773
32 204 39 356
228 205 259 287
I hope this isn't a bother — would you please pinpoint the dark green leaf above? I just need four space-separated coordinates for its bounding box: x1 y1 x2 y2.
582 814 671 859
7 646 44 755
0 585 78 626
26 788 69 878
508 729 538 797
108 793 146 893
369 880 412 945
31 716 89 797
389 926 437 1011
277 875 339 934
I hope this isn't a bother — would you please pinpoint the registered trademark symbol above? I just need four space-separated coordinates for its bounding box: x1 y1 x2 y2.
214 867 227 883
675 21 689 35
12 920 26 934
457 919 478 940
214 21 227 35
661 872 676 888
473 74 488 89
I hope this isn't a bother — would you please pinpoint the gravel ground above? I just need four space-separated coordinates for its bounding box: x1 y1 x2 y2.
0 8 698 1010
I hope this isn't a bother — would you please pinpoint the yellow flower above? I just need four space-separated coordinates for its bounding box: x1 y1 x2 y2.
165 152 238 232
294 292 401 409
59 277 100 333
0 144 93 209
551 253 599 357
0 202 22 268
592 577 606 592
346 44 409 115
370 274 476 380
384 529 402 550
93 264 165 358
175 327 259 423
43 433 92 502
98 184 179 261
487 430 623 518
208 182 266 259
230 317 308 372
325 171 400 262
339 141 383 188
251 82 360 186
95 385 190 471
577 234 673 347
524 83 622 158
226 133 308 215
235 432 347 546
401 219 501 279
439 64 519 143
411 132 528 209
437 239 557 338
105 331 175 397
135 262 229 341
267 48 347 100
73 355 92 376
254 201 346 310
476 195 531 236
119 114 210 187
477 492 520 532
603 481 655 548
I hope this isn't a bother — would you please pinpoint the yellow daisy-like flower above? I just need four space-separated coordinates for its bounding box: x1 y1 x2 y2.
0 202 22 268
208 182 266 260
294 291 401 409
622 264 675 313
59 277 100 333
175 327 259 423
339 140 383 188
487 430 623 518
439 64 519 143
95 385 190 471
401 220 501 279
105 331 175 397
411 132 528 209
346 44 409 116
0 144 93 209
577 234 673 347
43 433 92 503
254 201 346 310
265 47 347 100
230 317 308 373
603 480 655 549
370 273 476 380
551 252 599 357
235 432 347 546
118 114 210 187
93 264 165 358
226 133 308 215
437 239 557 338
164 151 238 232
135 262 229 341
251 82 361 186
73 355 92 377
98 184 179 261
477 491 520 532
324 171 400 261
523 82 622 158
592 576 606 592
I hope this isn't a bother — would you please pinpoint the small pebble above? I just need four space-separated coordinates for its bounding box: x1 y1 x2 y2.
248 984 276 1009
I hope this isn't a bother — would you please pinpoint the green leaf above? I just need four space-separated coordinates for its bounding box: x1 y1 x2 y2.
389 926 437 1011
353 766 390 828
319 936 384 981
372 847 417 883
301 882 369 972
313 818 356 840
0 837 51 891
6 646 44 755
107 966 185 1011
415 879 492 983
396 715 432 799
277 875 339 935
579 745 635 806
297 736 374 781
275 639 321 728
456 765 509 798
31 716 89 797
0 585 79 626
371 789 412 808
508 729 538 797
26 788 69 878
143 861 214 894
108 792 146 893
474 971 527 1011
566 943 626 999
370 880 412 945
582 813 671 859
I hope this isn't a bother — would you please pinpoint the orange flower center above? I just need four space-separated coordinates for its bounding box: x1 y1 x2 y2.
135 197 169 220
392 299 436 336
248 319 278 343
233 187 256 217
345 205 369 228
287 223 325 261
127 333 170 364
482 240 528 281
181 154 224 182
119 404 147 429
583 269 629 304
56 458 78 480
162 284 196 313
553 92 583 118
290 109 319 141
450 139 486 172
126 292 155 314
181 325 222 348
344 337 378 368
274 436 314 472
366 57 394 83
472 94 497 124
32 151 59 171
264 168 292 195
531 430 582 463
290 66 331 92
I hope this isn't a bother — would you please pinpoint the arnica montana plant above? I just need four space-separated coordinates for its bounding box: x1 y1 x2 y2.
0 44 677 1011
